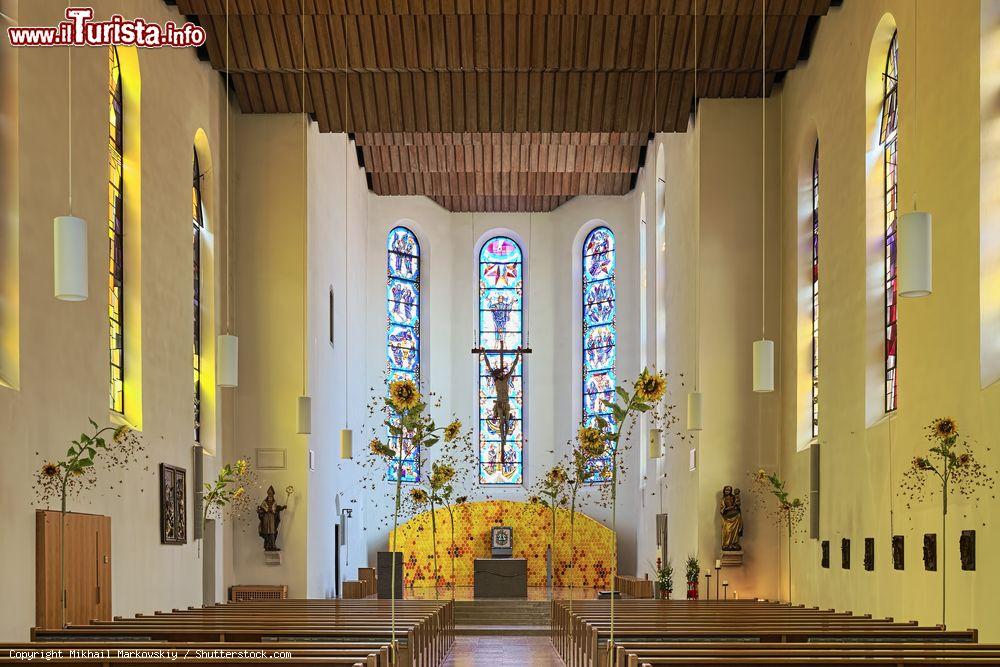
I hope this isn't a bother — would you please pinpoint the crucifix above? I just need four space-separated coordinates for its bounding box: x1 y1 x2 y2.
471 339 532 466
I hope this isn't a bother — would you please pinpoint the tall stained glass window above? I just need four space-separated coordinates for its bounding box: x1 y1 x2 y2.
881 31 899 413
582 227 616 482
108 46 125 415
386 226 421 482
192 151 204 444
478 236 524 484
811 142 820 439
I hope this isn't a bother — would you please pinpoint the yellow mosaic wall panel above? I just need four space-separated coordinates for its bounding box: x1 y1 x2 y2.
389 499 614 588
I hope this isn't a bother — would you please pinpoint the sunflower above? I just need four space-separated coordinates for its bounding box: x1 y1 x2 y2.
235 459 249 476
233 486 246 499
430 462 456 489
931 417 958 439
369 438 396 458
635 369 667 403
912 457 932 471
388 378 421 411
577 427 606 459
454 496 468 505
528 495 541 504
443 420 462 443
546 466 568 485
41 462 60 478
410 488 428 504
112 424 131 442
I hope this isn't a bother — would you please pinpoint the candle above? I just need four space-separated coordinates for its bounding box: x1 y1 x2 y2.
715 559 721 569
722 580 729 586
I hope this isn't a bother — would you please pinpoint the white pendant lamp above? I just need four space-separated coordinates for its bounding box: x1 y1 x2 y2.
899 211 932 297
54 42 87 301
686 391 704 431
340 429 354 459
217 334 239 387
217 2 239 389
296 395 312 434
751 0 775 394
647 428 663 459
54 216 88 301
753 339 775 393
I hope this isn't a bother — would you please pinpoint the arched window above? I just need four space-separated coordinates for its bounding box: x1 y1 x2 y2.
478 236 524 485
386 226 421 482
582 226 616 482
881 31 899 413
811 142 820 438
192 150 204 444
108 46 125 415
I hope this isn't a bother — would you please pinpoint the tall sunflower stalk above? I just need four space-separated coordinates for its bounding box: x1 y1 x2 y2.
441 492 469 600
368 378 463 663
589 368 667 659
750 468 805 605
565 440 597 644
33 419 145 627
407 456 467 599
530 465 569 598
899 417 995 627
200 458 257 555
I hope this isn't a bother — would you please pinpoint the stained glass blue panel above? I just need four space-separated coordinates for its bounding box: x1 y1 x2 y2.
478 236 524 484
582 227 616 482
386 226 421 482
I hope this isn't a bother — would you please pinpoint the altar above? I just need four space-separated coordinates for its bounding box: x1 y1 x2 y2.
473 558 528 598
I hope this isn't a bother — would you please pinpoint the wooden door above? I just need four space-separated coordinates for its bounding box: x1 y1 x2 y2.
36 510 111 628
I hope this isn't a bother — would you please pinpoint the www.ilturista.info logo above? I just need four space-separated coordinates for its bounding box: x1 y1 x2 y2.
8 7 206 48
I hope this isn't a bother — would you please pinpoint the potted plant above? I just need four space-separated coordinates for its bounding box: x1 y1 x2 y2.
654 557 673 599
685 555 700 599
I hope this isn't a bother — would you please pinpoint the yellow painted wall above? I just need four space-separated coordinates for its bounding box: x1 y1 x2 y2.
777 0 1000 638
0 0 231 640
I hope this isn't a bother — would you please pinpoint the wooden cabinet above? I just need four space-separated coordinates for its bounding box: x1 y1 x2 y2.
35 510 111 629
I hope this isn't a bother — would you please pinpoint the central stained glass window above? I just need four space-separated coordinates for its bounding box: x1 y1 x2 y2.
386 226 421 482
582 227 616 482
479 236 524 484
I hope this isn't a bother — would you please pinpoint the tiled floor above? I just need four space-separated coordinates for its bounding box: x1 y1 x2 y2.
441 635 564 666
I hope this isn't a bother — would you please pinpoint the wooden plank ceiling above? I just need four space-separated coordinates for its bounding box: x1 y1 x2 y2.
170 0 835 211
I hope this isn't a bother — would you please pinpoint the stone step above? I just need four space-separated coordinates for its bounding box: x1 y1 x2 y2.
455 625 551 636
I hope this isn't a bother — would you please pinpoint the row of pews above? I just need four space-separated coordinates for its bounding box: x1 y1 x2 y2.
4 599 453 667
552 599 998 666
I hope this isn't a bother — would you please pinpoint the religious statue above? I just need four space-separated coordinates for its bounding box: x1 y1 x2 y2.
472 340 531 463
720 485 743 551
257 485 287 552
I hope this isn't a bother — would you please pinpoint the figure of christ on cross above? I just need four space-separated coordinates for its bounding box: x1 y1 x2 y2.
471 340 532 466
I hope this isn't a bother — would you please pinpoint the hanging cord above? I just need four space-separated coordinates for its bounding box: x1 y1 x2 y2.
225 0 232 336
301 1 308 398
913 0 918 211
760 0 767 339
67 0 72 215
693 0 700 393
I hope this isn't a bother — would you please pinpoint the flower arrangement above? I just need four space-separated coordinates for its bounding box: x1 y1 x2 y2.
684 555 700 599
751 468 806 604
654 557 673 598
898 417 995 626
201 458 258 527
33 419 146 628
365 378 470 641
530 464 571 597
588 368 670 649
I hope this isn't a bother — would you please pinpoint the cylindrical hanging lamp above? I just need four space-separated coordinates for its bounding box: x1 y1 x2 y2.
899 211 932 297
753 339 775 393
217 334 239 387
297 395 312 434
54 215 88 301
340 429 354 459
647 428 663 459
687 391 704 431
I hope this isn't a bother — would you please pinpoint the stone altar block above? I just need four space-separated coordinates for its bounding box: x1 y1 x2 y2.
473 558 527 598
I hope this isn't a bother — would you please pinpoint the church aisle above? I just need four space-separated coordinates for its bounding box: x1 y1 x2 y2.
441 635 564 666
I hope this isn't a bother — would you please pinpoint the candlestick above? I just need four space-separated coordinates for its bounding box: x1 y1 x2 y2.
703 572 711 601
715 559 721 569
714 566 721 599
723 581 730 600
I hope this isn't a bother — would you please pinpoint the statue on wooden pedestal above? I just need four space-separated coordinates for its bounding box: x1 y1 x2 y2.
720 486 743 551
257 485 287 552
